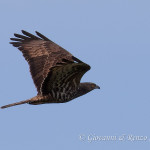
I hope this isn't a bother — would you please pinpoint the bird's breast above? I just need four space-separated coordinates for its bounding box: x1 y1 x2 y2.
50 89 77 103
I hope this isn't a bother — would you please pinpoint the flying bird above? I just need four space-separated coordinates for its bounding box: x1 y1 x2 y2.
1 30 100 109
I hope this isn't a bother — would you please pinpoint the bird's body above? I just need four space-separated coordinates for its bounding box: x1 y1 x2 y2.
1 30 100 109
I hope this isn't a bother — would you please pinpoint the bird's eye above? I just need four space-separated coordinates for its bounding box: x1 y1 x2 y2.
92 84 95 88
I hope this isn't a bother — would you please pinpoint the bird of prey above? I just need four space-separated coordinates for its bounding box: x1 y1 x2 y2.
1 30 100 109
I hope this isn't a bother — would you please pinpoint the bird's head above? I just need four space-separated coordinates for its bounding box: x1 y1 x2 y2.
81 82 100 91
73 82 100 99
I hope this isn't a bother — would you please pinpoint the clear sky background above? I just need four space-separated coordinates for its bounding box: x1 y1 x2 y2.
0 0 150 149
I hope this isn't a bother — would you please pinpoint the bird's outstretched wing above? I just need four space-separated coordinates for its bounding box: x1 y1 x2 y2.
10 30 74 94
41 62 91 101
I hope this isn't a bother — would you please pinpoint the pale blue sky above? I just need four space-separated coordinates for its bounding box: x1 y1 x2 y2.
0 0 150 149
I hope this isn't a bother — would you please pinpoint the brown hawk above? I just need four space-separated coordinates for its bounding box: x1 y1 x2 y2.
1 30 100 109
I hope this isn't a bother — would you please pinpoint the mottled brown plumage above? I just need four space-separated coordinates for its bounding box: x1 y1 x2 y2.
1 30 100 109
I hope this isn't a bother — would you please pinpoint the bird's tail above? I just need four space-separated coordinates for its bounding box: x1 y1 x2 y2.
1 99 32 109
1 95 51 109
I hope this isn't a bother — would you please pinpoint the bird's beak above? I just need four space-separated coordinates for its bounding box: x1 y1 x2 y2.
95 85 100 89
